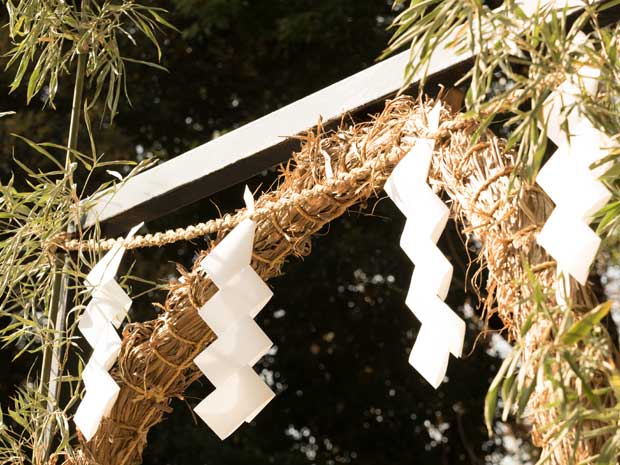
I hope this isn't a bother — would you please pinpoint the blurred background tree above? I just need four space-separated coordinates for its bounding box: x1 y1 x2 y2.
0 1 572 464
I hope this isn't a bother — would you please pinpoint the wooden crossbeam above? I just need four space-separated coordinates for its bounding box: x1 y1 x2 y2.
86 44 473 231
86 3 620 232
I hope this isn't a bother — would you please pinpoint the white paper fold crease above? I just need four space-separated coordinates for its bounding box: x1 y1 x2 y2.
384 103 465 389
74 223 142 440
193 187 275 440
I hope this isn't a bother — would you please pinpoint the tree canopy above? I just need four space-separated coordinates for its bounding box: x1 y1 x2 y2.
6 1 619 464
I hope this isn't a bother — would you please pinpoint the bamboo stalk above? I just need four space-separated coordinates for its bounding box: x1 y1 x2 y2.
40 29 88 464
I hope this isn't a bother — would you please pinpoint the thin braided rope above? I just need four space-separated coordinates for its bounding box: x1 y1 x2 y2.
81 97 444 465
59 120 471 253
72 95 618 465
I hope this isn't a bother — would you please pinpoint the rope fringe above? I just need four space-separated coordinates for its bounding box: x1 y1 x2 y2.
61 116 472 253
76 96 617 465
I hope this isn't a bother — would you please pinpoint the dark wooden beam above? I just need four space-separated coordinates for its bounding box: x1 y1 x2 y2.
85 44 475 232
86 3 620 232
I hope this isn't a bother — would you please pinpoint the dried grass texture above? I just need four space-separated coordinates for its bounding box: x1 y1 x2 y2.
430 120 617 463
76 96 618 465
81 97 447 465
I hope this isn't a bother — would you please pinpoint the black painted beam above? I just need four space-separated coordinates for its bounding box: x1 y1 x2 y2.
86 3 620 232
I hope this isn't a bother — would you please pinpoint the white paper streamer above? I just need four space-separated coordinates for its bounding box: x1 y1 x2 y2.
384 103 465 389
73 362 120 441
536 66 612 286
193 187 275 440
74 223 142 440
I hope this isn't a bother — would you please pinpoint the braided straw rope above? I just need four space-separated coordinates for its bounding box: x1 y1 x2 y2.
79 97 442 465
431 122 615 464
71 96 618 465
61 117 467 252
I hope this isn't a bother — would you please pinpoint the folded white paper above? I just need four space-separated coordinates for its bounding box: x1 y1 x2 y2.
408 324 450 389
541 64 599 147
537 145 612 222
194 366 275 440
536 68 611 286
85 223 143 288
406 295 465 358
74 361 120 441
198 266 273 334
384 102 465 388
384 139 436 210
90 279 132 328
561 120 612 177
194 317 272 387
74 223 142 439
78 303 122 370
194 188 275 439
398 184 450 243
406 245 453 301
200 218 256 288
537 208 601 285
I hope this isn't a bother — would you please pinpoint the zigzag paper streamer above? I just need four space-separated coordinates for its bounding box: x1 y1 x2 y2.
194 187 275 440
384 103 465 389
536 66 612 286
74 223 142 440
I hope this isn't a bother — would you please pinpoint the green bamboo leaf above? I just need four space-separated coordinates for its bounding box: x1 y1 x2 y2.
11 134 65 170
132 13 161 60
520 311 535 337
517 376 536 415
561 302 612 345
609 371 620 400
564 351 602 410
26 56 43 103
484 350 515 436
122 56 168 72
8 410 28 430
599 0 620 13
9 53 31 93
148 8 179 32
596 432 620 465
501 373 517 421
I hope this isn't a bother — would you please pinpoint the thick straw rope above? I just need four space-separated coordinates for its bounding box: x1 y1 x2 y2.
61 123 468 253
431 125 615 463
71 96 618 465
79 97 441 465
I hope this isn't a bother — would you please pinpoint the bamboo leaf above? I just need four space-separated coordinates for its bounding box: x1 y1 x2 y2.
561 302 612 345
122 56 168 72
11 134 65 171
148 8 179 32
485 350 515 436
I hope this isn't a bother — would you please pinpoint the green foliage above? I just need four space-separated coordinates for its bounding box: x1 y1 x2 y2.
385 1 620 240
484 265 618 464
561 301 611 345
0 133 157 464
0 1 556 463
3 0 175 119
387 11 620 458
0 385 78 465
0 0 173 462
0 135 149 348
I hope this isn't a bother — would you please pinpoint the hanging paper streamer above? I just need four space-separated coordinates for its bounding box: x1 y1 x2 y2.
74 223 142 440
536 66 612 286
193 187 275 440
384 103 465 389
